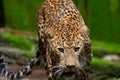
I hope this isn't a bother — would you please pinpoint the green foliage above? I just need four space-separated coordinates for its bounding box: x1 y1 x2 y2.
4 0 44 31
92 40 120 57
112 78 120 80
92 57 120 77
92 57 120 68
1 32 36 52
89 0 120 43
110 0 119 13
0 32 36 59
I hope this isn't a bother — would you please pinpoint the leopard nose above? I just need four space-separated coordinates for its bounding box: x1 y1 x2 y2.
66 65 75 68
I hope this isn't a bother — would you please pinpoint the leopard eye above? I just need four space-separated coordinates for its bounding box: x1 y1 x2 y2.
74 47 80 52
58 48 64 53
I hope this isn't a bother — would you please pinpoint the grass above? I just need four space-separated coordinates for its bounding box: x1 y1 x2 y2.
92 57 120 68
0 31 37 59
112 78 120 80
92 57 120 77
92 40 120 57
1 32 36 52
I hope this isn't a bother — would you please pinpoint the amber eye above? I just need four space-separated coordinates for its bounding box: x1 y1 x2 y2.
74 47 80 52
58 48 64 53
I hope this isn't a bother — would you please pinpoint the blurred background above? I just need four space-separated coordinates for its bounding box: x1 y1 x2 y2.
0 0 120 80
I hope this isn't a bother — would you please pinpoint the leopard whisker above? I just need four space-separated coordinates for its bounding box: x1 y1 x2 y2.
76 68 80 75
51 66 62 69
77 66 83 70
58 70 64 76
77 66 86 76
54 68 64 76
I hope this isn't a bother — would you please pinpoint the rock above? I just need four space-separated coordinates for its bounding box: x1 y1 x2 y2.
102 54 120 61
0 47 29 65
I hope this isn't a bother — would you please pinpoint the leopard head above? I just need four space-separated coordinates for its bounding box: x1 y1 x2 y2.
45 23 90 79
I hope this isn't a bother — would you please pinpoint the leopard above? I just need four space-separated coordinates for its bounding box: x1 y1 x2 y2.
0 0 92 80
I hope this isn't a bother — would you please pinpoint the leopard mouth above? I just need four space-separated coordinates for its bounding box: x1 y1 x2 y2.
53 68 76 78
52 65 84 78
62 72 75 77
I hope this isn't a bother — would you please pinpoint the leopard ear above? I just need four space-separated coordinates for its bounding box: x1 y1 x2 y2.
45 28 55 39
77 25 90 40
81 25 89 37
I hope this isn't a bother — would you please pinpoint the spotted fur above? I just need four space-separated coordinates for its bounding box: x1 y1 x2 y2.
0 0 92 80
